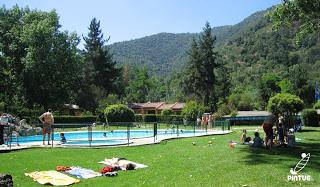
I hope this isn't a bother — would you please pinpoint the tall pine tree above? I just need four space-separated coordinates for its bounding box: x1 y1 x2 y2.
83 18 121 95
182 22 218 111
182 39 202 99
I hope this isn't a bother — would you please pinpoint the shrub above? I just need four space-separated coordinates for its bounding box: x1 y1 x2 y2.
54 116 97 123
301 109 319 127
314 101 320 109
181 101 206 121
158 109 174 123
104 104 134 122
267 93 304 115
161 109 174 116
134 114 143 122
143 114 158 122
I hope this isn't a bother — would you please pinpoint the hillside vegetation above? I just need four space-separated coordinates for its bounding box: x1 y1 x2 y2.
109 10 269 76
110 8 320 107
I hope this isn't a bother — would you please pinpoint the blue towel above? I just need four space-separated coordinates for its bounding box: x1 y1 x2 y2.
65 166 101 179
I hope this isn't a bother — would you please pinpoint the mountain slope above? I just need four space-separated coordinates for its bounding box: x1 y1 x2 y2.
109 8 319 81
110 32 197 75
109 10 266 76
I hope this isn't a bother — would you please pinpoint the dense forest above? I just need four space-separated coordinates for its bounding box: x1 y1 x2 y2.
111 8 320 110
1 2 319 116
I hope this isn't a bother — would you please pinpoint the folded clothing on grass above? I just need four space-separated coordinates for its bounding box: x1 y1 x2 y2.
56 166 71 172
99 158 148 170
65 166 102 179
25 171 80 186
100 166 114 174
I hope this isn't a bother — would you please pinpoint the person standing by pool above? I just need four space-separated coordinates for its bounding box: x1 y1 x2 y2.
39 109 54 145
262 114 277 149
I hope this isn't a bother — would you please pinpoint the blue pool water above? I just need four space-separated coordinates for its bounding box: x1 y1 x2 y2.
65 139 128 146
12 130 203 146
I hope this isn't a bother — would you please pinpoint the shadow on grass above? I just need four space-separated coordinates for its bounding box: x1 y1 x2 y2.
239 142 320 171
300 129 320 132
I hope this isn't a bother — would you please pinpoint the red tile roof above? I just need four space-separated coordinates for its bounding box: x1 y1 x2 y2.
158 104 175 110
128 102 185 110
142 102 165 109
171 102 185 110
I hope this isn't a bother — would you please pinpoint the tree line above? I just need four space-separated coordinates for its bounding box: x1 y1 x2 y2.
1 1 319 116
0 6 179 115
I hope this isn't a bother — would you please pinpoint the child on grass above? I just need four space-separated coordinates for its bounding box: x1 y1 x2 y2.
251 132 263 147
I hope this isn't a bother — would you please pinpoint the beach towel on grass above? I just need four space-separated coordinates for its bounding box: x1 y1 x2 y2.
65 166 102 179
25 170 80 186
99 158 148 170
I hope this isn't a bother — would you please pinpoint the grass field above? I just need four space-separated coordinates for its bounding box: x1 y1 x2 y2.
0 126 319 187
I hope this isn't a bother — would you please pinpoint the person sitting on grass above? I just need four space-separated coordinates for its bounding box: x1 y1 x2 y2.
251 132 263 147
60 133 66 144
240 129 251 144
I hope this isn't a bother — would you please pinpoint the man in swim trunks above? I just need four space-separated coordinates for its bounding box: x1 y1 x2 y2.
39 109 54 145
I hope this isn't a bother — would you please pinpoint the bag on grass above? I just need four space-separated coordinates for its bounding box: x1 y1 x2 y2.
0 173 13 187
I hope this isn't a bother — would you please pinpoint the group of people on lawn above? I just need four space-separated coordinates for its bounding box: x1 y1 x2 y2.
240 114 296 149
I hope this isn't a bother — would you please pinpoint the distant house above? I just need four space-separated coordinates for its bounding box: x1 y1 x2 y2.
223 111 272 125
128 102 185 115
223 111 272 121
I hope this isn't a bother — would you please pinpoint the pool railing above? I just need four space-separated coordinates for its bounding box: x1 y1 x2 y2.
3 120 231 148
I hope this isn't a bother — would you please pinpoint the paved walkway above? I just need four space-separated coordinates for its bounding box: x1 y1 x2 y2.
0 130 232 151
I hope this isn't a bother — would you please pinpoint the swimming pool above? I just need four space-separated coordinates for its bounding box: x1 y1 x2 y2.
11 130 205 146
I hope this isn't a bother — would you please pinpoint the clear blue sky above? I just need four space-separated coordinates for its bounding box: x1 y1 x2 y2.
3 0 281 48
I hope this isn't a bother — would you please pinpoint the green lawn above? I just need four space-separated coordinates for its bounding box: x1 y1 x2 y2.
0 126 319 187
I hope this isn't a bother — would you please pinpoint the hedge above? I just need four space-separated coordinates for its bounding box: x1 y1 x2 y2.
301 109 319 127
143 114 184 123
171 115 184 122
143 114 158 122
54 116 97 123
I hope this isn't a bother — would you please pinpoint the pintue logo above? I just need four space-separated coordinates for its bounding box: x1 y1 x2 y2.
287 153 312 182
